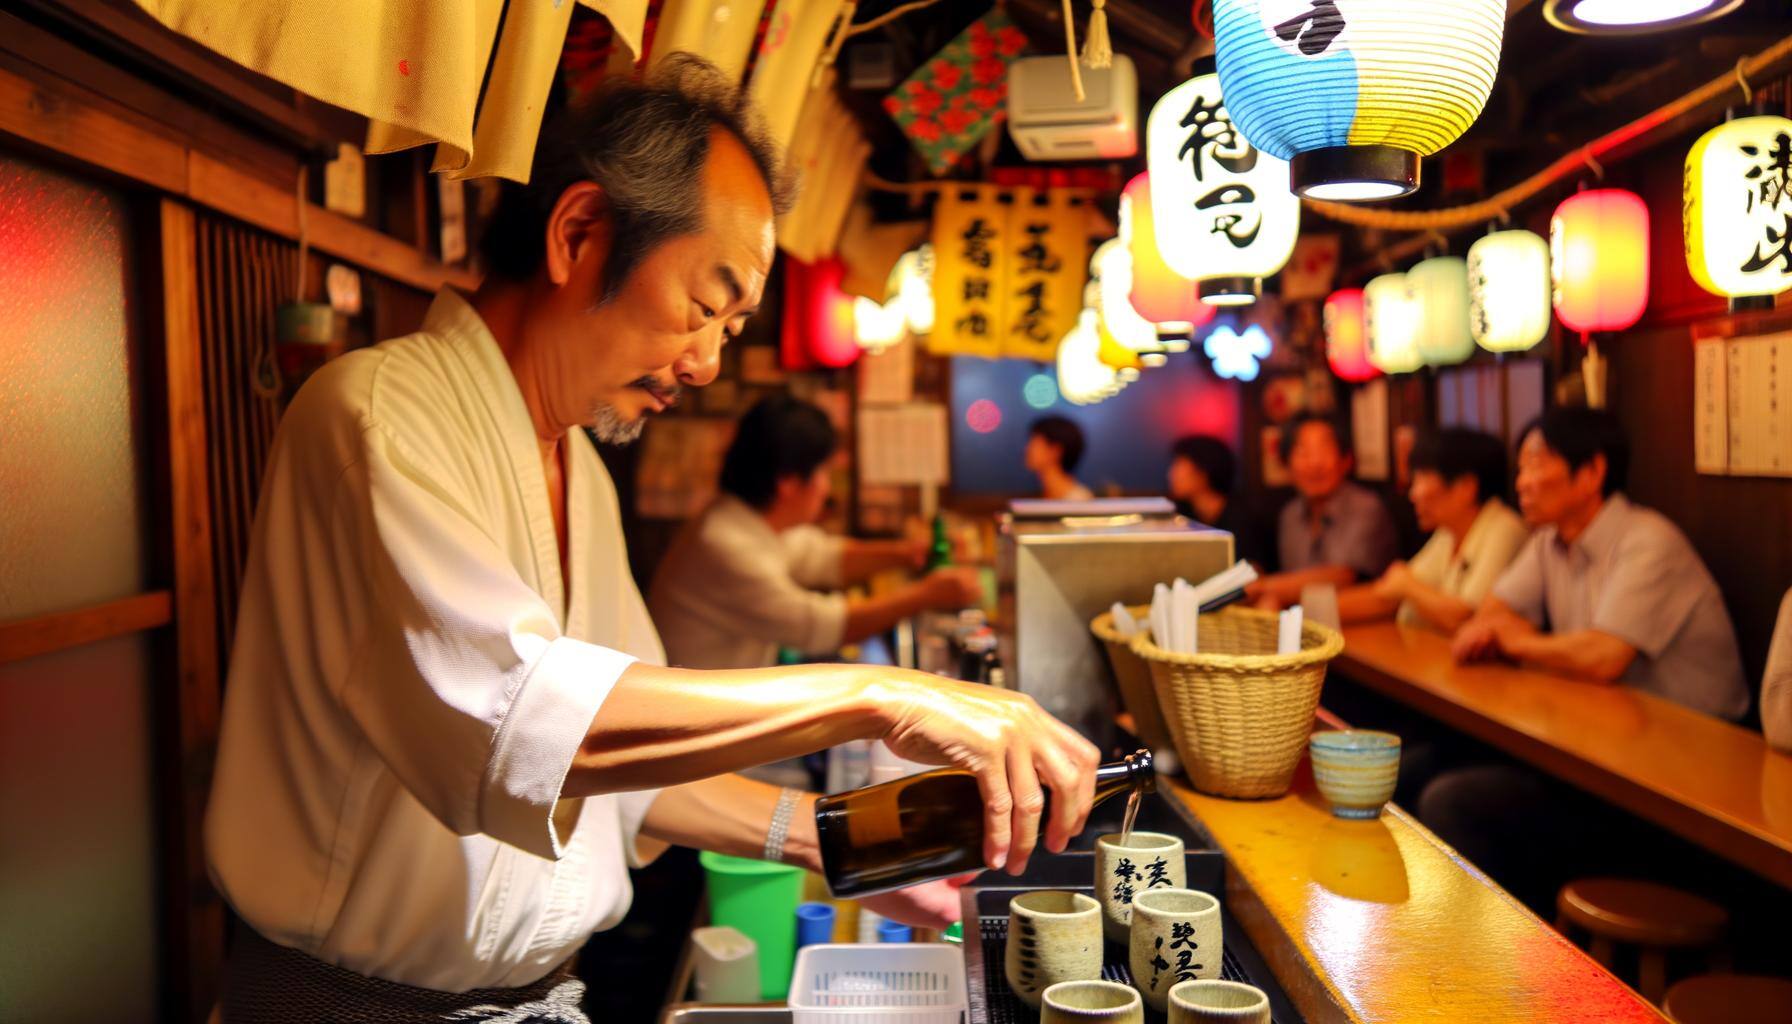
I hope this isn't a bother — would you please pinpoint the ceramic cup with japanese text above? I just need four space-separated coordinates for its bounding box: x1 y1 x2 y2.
1094 831 1186 943
1005 890 1103 1008
1128 888 1222 1012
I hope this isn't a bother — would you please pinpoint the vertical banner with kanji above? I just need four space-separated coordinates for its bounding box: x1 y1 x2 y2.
931 186 1007 358
1004 188 1088 361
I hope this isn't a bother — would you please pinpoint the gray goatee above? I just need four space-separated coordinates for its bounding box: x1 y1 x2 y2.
590 404 645 445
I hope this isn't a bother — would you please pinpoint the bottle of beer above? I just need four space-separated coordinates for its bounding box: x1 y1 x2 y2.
925 513 952 571
814 749 1155 898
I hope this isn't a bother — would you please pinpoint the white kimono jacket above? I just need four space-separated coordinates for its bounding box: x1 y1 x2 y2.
206 289 662 991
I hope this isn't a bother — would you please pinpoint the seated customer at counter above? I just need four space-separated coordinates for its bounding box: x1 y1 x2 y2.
1026 415 1095 501
1337 428 1528 634
1453 408 1748 720
1167 434 1269 566
1759 589 1792 752
1248 413 1398 609
651 395 983 670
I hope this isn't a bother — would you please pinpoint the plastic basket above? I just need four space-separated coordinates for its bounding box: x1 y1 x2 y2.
1089 606 1178 759
1131 606 1343 799
787 943 968 1024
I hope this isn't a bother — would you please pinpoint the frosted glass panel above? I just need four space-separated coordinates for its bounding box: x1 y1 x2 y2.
0 633 159 1023
0 156 146 620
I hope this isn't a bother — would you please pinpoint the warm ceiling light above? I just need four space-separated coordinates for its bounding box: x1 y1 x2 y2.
1543 0 1744 34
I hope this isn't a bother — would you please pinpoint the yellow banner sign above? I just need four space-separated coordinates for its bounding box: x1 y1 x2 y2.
930 186 1088 361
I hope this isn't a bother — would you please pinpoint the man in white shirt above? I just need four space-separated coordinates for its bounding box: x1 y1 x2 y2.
207 57 1097 1021
651 396 984 670
1338 428 1528 634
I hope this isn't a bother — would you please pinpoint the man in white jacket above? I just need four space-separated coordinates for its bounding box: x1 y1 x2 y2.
206 56 1097 1022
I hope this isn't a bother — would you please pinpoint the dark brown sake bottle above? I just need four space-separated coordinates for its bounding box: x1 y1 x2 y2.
814 748 1155 898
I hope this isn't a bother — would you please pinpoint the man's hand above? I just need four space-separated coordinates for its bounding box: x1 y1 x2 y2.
859 874 977 931
923 566 984 610
874 673 1100 875
1452 617 1502 662
1373 561 1412 602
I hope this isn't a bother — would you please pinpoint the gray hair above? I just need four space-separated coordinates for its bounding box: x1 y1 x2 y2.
479 53 795 299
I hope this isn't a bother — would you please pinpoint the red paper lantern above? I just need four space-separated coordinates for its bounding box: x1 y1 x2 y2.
1550 188 1649 334
1122 174 1216 330
781 256 860 370
1323 288 1379 383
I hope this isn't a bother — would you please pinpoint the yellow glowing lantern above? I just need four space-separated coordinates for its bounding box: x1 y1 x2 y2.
1685 114 1792 306
1092 238 1168 366
1364 272 1423 374
1057 305 1125 405
1467 229 1552 353
1408 256 1473 367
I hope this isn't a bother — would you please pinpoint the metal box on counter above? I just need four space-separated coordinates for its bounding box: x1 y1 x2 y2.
995 499 1233 750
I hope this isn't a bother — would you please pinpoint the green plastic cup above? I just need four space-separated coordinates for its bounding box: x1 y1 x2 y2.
699 852 804 1000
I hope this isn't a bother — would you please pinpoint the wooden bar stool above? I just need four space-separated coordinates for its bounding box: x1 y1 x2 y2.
1663 974 1792 1024
1555 879 1729 1002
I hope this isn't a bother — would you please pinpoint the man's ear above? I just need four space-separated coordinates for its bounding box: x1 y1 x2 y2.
544 181 613 288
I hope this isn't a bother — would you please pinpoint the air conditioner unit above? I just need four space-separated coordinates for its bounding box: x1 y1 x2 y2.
1006 54 1138 162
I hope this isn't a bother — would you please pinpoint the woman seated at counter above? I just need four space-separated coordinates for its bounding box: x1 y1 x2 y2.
650 395 984 672
1336 428 1528 634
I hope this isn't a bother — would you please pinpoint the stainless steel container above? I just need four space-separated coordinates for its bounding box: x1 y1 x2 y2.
996 498 1233 748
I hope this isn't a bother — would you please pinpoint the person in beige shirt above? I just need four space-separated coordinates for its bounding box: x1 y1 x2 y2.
1026 416 1095 501
1454 408 1747 720
1339 428 1529 634
651 395 983 670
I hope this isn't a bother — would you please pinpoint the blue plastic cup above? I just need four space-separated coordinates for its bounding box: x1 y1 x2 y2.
877 919 914 943
795 902 836 949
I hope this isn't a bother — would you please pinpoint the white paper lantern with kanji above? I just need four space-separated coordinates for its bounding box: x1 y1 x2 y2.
1145 72 1300 306
1365 272 1423 374
1467 229 1552 353
1685 114 1792 304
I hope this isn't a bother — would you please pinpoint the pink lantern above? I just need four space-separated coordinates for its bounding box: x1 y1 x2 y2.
1324 288 1379 382
1550 188 1649 334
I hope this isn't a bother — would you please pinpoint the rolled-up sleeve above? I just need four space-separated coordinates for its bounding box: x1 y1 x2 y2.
782 525 846 590
347 422 635 860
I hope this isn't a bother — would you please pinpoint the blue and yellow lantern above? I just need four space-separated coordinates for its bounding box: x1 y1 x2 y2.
1213 0 1506 201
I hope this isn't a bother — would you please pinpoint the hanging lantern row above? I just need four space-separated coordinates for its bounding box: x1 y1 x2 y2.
1121 173 1216 337
1323 288 1378 383
1467 229 1553 353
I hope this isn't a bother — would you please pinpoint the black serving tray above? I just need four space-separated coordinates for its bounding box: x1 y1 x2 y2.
958 820 1302 1023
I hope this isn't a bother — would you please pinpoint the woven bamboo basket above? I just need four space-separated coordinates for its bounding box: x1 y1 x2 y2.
1090 606 1177 759
1130 606 1344 799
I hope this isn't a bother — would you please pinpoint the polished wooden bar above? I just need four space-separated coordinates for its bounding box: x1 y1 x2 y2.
1165 770 1668 1023
1336 622 1792 889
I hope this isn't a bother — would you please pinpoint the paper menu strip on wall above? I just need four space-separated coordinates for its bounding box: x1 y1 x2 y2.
1694 339 1728 475
857 403 949 486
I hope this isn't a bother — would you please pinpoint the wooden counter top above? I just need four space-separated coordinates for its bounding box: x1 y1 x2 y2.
1165 771 1668 1023
1335 622 1792 889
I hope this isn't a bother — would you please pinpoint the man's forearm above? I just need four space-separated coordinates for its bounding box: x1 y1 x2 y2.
842 539 921 584
1500 628 1636 683
639 774 822 871
1399 579 1476 634
1256 565 1356 604
569 662 889 797
1336 583 1399 624
841 582 937 644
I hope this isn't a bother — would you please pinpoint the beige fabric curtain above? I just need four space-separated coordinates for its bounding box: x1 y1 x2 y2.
775 69 869 263
131 0 649 183
746 0 849 152
646 0 769 81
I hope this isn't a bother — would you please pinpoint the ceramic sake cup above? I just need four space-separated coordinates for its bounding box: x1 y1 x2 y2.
1309 730 1402 819
1004 890 1102 1008
1094 831 1186 943
1128 887 1223 1011
1040 980 1145 1024
1167 979 1270 1024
